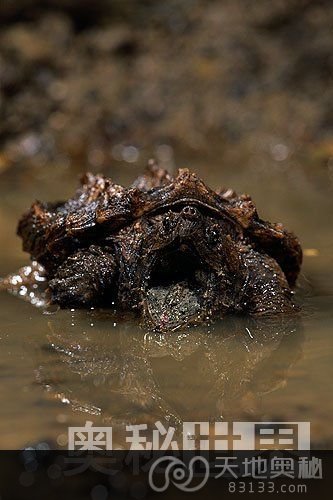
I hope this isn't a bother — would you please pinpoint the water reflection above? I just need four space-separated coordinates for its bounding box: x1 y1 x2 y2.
34 309 304 444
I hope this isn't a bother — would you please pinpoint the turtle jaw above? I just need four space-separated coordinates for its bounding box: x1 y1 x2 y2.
144 240 213 331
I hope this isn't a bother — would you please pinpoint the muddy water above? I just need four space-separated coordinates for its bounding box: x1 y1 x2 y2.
0 152 332 449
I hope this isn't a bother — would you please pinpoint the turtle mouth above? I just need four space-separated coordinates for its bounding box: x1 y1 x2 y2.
146 240 210 330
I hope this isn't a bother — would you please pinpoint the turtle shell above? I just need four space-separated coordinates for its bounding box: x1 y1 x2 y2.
17 162 302 286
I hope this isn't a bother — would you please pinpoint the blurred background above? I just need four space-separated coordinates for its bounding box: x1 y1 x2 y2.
1 0 333 179
0 1 333 451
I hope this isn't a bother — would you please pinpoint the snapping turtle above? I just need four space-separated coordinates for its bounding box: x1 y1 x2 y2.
15 161 302 330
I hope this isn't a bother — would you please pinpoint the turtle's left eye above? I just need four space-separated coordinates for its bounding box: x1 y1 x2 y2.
163 217 171 231
206 226 220 245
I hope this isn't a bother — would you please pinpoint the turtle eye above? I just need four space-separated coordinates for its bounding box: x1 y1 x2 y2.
163 217 171 231
206 226 220 245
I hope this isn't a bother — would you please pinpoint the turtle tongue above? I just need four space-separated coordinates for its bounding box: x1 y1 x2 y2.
146 281 203 331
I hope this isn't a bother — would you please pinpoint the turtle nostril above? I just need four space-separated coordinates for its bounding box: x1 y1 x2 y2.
181 206 197 219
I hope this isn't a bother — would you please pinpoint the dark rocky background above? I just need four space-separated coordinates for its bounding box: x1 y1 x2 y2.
1 0 333 184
